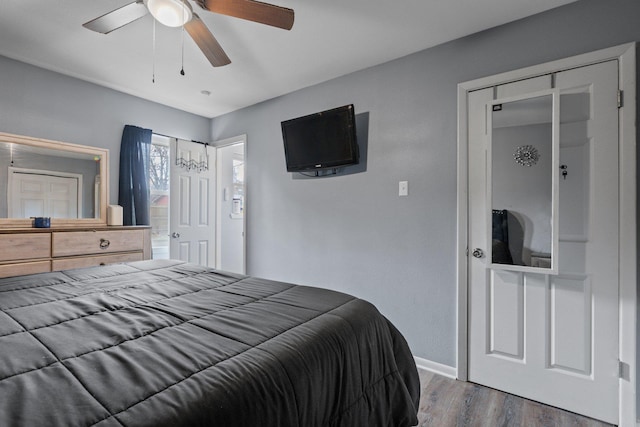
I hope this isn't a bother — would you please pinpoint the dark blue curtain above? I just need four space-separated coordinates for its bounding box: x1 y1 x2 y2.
118 125 152 226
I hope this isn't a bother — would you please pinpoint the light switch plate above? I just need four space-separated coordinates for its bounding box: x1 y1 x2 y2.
399 181 408 196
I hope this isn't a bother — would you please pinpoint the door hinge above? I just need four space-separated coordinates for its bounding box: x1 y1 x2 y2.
619 359 630 380
617 90 623 108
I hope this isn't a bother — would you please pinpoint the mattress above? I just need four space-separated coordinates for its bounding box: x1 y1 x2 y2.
0 259 419 426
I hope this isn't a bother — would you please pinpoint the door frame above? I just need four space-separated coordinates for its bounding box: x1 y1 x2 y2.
213 134 247 273
456 43 636 424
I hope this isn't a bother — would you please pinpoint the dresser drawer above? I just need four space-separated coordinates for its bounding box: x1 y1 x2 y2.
0 233 51 262
0 261 51 279
52 230 145 257
52 252 144 271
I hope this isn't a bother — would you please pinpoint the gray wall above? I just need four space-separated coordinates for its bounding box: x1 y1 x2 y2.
210 0 640 368
0 55 210 206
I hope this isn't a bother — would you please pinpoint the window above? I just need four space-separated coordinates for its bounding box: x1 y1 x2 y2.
231 155 244 217
149 135 170 259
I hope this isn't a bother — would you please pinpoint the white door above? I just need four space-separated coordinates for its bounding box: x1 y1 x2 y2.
216 141 245 274
9 168 81 218
169 139 216 266
468 60 619 423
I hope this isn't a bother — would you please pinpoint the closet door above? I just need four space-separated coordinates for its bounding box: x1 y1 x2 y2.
467 60 619 423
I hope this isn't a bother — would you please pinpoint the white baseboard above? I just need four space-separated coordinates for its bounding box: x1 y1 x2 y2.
413 356 457 379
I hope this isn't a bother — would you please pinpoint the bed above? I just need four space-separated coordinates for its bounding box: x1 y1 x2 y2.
0 259 420 426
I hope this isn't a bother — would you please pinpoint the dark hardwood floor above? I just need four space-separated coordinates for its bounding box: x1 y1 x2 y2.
416 369 615 426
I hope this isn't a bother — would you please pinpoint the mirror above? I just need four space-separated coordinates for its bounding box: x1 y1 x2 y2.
0 132 108 228
489 91 559 273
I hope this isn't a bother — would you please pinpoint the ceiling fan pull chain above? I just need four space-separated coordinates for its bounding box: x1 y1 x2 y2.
152 18 156 83
180 0 186 76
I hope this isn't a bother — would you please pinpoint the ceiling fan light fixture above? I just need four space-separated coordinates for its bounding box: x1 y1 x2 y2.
145 0 192 27
83 0 294 68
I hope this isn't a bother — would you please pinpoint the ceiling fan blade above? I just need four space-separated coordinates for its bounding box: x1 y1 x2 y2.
185 14 232 67
83 1 149 34
195 0 294 30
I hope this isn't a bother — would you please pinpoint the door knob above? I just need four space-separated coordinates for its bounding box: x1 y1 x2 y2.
171 232 180 239
472 248 484 258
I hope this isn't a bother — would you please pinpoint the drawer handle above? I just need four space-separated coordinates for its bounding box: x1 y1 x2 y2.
99 238 110 250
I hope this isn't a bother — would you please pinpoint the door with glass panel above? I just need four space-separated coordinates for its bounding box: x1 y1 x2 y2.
467 60 619 423
149 135 171 259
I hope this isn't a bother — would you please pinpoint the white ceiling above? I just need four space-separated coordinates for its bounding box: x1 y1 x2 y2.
0 0 577 118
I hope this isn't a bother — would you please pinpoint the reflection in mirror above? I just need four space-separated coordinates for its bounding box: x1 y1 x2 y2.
491 94 556 269
0 132 108 227
1 142 100 219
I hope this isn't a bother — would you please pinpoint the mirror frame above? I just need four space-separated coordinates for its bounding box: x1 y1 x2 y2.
0 132 108 228
486 89 560 275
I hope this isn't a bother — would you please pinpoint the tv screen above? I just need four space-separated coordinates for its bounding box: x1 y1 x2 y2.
281 104 358 172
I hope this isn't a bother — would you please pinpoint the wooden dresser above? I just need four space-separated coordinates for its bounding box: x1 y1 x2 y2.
0 226 151 278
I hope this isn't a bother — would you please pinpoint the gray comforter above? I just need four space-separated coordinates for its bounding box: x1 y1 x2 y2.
0 259 419 426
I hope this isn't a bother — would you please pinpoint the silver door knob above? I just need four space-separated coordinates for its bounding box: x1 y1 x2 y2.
171 232 180 238
472 248 484 258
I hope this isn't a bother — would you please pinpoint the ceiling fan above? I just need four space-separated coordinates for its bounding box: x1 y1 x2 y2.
82 0 295 67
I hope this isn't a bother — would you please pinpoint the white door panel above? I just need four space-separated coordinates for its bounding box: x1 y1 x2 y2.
169 139 216 267
9 168 80 218
488 269 524 359
468 60 619 423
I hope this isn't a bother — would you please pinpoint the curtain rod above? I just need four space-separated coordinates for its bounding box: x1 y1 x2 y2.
153 132 209 146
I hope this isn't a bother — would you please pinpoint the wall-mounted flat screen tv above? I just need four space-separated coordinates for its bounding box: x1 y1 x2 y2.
281 104 358 172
